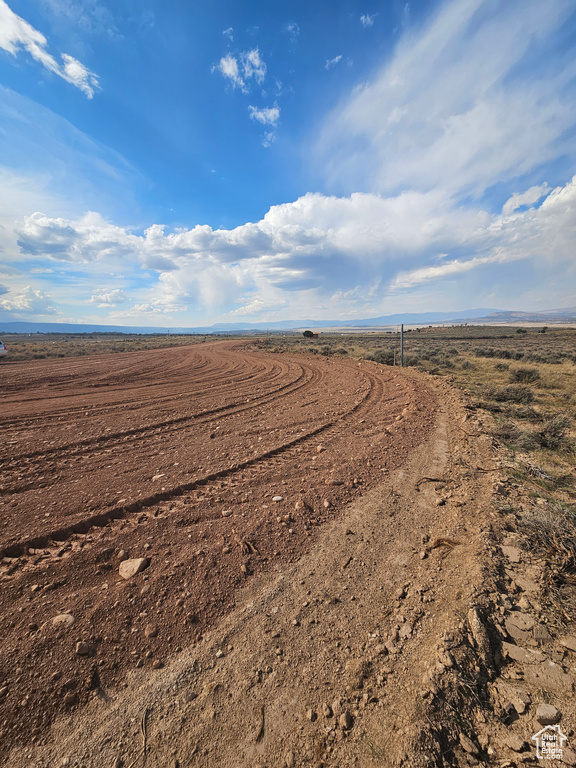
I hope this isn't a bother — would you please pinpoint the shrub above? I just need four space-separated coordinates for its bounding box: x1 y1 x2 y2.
510 367 540 384
489 384 534 404
460 360 476 370
367 350 395 365
492 420 535 450
536 415 573 451
494 362 509 371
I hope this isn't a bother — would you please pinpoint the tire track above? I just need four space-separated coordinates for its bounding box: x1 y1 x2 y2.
0 359 320 468
0 364 388 561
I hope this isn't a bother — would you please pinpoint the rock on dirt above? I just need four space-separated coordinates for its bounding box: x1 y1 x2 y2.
118 557 149 580
535 703 561 725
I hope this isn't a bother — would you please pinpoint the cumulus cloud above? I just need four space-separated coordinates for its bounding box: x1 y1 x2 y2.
0 0 100 97
215 48 266 92
319 0 576 200
12 175 576 316
248 104 280 126
89 288 128 307
0 285 59 315
325 55 343 70
502 184 550 215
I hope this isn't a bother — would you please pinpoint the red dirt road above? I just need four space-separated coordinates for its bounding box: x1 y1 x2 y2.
0 341 437 757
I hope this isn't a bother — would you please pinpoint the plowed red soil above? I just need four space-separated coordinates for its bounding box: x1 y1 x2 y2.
0 340 438 759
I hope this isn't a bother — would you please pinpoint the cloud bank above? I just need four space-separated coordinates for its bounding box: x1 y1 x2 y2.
11 175 576 318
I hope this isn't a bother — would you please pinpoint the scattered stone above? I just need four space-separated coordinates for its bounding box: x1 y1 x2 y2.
52 613 75 628
504 734 527 752
323 499 332 508
505 613 536 644
272 496 284 503
323 703 333 718
510 688 531 715
306 708 317 722
514 575 539 594
152 660 164 670
95 547 114 562
501 546 522 563
559 636 576 653
562 746 576 766
535 703 561 725
222 546 231 554
116 550 128 561
316 445 325 453
221 510 233 517
525 661 573 694
339 711 353 730
501 642 547 664
119 557 149 580
459 733 479 756
144 625 158 638
215 650 224 659
326 479 344 486
332 698 343 716
75 641 91 656
533 624 552 645
0 686 8 698
285 751 295 768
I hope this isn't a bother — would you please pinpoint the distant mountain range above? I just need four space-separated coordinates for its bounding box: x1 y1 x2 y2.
1 307 575 335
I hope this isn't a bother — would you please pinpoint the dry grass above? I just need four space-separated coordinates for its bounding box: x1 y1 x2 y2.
0 332 207 361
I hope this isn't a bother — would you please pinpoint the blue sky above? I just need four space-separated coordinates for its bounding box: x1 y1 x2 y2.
1 0 575 327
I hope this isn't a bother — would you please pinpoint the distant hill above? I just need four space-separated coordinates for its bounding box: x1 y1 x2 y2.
1 307 575 335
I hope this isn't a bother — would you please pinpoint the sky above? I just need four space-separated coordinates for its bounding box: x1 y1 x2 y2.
0 0 575 328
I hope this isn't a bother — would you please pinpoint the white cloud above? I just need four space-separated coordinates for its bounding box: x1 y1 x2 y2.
12 176 576 317
325 55 343 71
360 14 376 27
0 285 59 315
318 0 576 200
61 54 100 98
89 288 128 307
241 48 266 84
502 184 550 215
215 53 244 90
286 23 300 43
0 0 100 97
215 48 267 93
222 27 233 41
262 131 277 148
248 104 280 126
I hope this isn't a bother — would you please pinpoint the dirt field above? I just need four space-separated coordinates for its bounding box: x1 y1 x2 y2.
2 340 575 767
0 341 437 761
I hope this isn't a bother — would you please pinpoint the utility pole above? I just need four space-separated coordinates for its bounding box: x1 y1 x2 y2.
400 324 404 367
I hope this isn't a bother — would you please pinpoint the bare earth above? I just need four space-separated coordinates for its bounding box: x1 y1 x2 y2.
1 341 575 767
